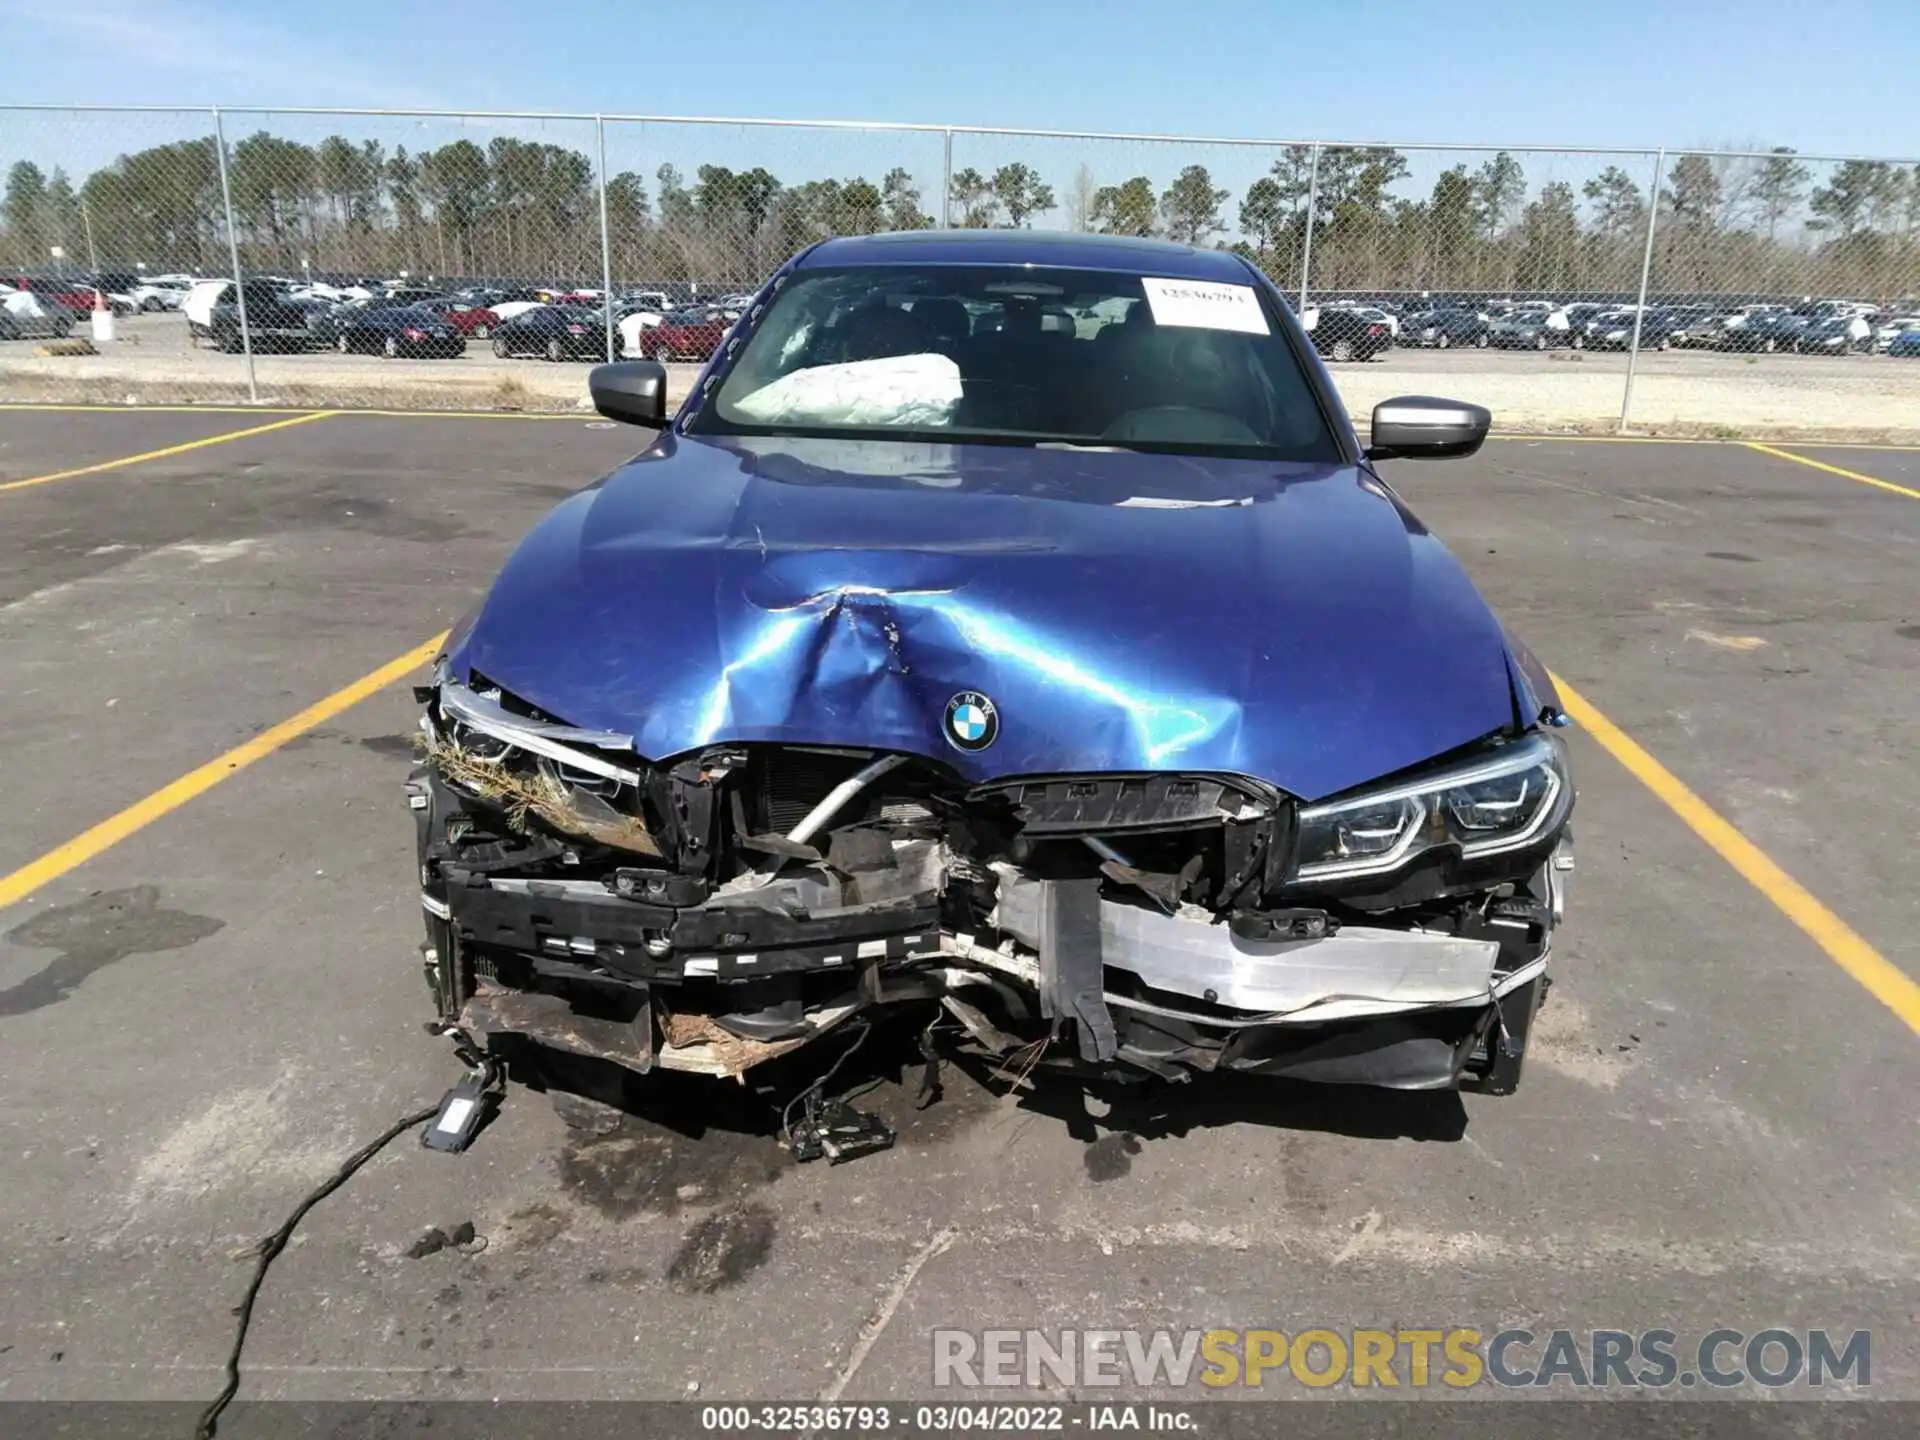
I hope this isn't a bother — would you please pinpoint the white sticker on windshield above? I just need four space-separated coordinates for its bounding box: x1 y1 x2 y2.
1141 278 1270 335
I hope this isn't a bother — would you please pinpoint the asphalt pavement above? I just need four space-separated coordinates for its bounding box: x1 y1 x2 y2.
0 409 1915 1419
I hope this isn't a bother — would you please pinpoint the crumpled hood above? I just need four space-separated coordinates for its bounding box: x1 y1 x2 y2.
452 432 1521 801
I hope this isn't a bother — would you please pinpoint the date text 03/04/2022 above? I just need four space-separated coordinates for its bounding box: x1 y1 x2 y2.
698 1403 1196 1431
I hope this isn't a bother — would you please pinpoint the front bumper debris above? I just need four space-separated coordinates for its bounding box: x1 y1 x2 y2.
412 679 1572 1094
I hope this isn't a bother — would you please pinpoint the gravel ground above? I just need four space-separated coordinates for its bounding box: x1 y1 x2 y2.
3 312 1919 440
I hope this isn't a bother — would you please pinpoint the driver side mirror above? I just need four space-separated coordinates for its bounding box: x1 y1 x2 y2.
1365 395 1492 461
588 360 669 429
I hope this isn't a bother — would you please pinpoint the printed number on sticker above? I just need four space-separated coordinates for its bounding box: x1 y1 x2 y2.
1142 278 1270 335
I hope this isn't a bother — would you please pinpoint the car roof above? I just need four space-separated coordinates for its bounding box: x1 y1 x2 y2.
798 228 1259 283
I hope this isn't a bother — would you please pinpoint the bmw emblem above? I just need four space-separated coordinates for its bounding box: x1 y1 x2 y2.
944 691 999 752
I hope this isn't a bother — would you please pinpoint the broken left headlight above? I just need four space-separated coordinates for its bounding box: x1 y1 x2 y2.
1291 732 1568 882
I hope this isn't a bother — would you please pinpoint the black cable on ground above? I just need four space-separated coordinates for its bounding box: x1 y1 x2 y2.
780 1017 872 1144
194 1099 444 1440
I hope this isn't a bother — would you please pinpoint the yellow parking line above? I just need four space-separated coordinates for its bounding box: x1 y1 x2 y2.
1552 672 1920 1037
0 632 447 912
0 411 336 493
1744 442 1920 500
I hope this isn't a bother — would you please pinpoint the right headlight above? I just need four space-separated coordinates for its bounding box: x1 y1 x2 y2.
1291 733 1569 882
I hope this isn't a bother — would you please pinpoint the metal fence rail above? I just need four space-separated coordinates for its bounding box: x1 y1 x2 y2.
3 105 1918 431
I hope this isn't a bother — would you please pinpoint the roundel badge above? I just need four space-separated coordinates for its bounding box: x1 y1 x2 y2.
943 691 999 752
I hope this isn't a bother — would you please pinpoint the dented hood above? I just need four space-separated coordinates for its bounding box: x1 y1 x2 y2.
452 432 1520 801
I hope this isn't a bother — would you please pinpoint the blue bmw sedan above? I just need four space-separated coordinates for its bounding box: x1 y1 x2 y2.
410 230 1574 1121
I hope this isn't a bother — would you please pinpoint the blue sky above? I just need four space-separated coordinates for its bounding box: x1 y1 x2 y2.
1 0 1915 158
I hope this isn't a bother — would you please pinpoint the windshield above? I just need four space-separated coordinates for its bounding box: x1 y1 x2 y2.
700 264 1337 461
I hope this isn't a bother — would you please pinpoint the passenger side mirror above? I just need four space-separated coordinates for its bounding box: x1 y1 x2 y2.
588 360 669 429
1365 395 1492 461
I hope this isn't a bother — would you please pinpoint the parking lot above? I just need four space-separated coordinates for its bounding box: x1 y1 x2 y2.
1 406 1917 1415
6 309 1920 442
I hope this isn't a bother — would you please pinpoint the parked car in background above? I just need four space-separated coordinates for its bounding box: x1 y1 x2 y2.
1873 314 1920 352
634 306 731 363
3 274 97 314
1301 304 1393 362
1487 310 1561 350
1559 302 1611 347
206 282 333 352
488 298 549 323
130 275 195 310
1716 303 1790 345
413 297 501 338
91 271 141 303
617 300 670 355
1637 308 1694 349
1669 311 1729 348
335 304 466 357
1887 326 1920 357
470 286 543 308
182 278 233 338
371 286 448 309
1402 307 1489 348
1732 310 1811 353
1583 308 1684 351
1582 310 1639 350
1795 315 1869 355
1343 304 1399 338
0 289 77 341
491 305 620 361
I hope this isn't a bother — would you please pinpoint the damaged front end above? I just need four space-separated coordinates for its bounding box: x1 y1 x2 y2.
411 670 1573 1097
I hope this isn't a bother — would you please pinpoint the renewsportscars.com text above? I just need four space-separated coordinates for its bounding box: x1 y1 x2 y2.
932 1327 1871 1390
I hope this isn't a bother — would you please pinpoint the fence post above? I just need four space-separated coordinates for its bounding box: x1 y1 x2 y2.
210 105 258 405
1298 143 1321 311
1620 146 1665 432
596 114 616 362
941 129 954 229
80 196 98 272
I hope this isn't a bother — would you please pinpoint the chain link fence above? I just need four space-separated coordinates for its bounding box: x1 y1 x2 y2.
2 106 1917 435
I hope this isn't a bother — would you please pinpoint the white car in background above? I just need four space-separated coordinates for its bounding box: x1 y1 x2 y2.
0 289 78 340
488 299 548 323
130 276 195 311
615 292 672 352
181 278 233 337
617 310 665 353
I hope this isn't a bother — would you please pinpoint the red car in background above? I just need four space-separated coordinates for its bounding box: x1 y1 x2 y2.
4 275 98 314
635 306 730 363
414 297 501 338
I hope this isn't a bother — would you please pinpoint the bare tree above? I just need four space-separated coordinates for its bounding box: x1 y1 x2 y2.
1065 163 1097 232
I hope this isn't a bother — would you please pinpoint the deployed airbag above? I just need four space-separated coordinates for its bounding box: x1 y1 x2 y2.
729 353 963 428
